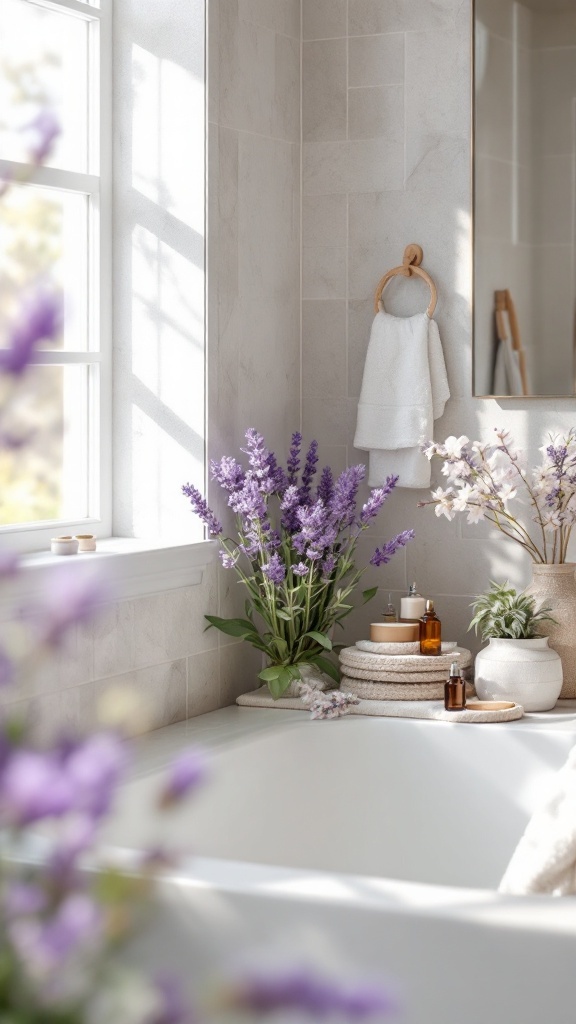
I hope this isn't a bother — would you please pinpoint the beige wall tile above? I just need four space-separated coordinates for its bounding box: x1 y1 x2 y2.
187 649 222 717
303 141 349 195
349 0 456 36
238 0 300 39
349 84 404 142
92 601 134 680
303 39 347 142
303 0 347 41
349 33 405 88
275 33 301 142
302 300 348 398
80 660 187 738
303 195 348 247
219 641 262 705
302 246 347 299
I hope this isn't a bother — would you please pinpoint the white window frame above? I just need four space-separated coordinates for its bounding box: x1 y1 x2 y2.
0 0 112 555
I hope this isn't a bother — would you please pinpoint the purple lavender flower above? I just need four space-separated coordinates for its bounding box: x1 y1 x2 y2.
34 567 109 649
0 551 19 578
0 750 75 825
242 428 269 470
360 476 399 525
280 483 301 532
49 815 98 879
330 465 366 527
220 550 239 569
26 108 61 164
151 973 194 1024
159 749 207 808
287 431 302 484
0 290 62 375
291 562 309 577
229 967 395 1019
0 648 13 687
182 482 223 535
261 552 286 586
229 477 268 524
371 529 415 566
210 456 245 492
321 553 337 578
265 451 288 494
300 440 319 502
4 883 47 918
64 732 127 819
9 893 103 974
266 530 282 551
317 465 334 505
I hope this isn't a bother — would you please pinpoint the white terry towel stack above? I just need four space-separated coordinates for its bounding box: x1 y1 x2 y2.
499 746 576 896
354 309 450 489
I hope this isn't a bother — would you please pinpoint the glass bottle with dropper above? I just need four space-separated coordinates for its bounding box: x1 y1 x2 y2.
419 599 441 656
445 660 466 711
383 594 397 623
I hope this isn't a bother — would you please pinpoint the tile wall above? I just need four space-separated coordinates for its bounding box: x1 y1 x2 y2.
300 0 576 656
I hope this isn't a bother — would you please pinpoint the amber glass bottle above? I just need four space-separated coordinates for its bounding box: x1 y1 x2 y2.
419 599 441 656
445 661 466 711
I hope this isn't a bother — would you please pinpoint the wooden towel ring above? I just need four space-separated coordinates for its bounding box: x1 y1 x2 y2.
374 244 438 317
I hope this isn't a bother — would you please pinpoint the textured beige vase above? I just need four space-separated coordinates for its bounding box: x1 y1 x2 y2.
525 563 576 699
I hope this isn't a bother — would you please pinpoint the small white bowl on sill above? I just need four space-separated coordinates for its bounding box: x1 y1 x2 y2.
51 536 79 556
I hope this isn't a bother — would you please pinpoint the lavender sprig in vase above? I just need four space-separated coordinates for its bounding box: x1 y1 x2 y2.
183 430 414 700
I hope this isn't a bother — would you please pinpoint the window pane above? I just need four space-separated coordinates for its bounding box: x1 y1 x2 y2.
0 184 89 351
0 364 91 526
0 0 91 173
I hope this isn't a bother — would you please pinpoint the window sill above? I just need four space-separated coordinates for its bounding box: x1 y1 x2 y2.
0 539 218 619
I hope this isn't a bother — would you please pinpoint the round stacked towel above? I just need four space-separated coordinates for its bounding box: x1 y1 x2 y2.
339 644 473 701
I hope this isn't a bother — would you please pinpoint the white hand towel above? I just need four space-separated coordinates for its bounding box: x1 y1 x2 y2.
499 746 576 896
354 309 450 489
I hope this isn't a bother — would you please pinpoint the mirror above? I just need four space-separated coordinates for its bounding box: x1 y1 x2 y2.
474 0 576 397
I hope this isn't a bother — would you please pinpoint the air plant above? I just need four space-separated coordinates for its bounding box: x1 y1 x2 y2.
469 580 557 642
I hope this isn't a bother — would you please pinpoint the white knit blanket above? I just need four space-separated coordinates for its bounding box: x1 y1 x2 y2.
354 309 450 488
499 746 576 896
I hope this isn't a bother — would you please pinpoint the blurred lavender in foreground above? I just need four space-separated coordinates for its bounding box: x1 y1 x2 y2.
0 289 62 377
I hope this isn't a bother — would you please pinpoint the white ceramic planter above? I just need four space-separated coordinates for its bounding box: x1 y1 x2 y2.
475 637 563 712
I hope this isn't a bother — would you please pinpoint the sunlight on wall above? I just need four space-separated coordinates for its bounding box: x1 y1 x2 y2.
112 14 205 542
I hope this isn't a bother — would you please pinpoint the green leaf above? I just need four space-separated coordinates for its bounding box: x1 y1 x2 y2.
259 665 283 682
276 609 293 621
362 586 379 604
311 655 340 684
305 630 332 650
205 615 256 638
268 667 295 700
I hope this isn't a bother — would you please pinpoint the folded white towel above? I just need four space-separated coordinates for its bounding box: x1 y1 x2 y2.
354 309 450 489
499 746 576 896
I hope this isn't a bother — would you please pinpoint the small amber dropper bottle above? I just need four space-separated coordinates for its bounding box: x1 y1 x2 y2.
445 660 466 711
419 599 441 656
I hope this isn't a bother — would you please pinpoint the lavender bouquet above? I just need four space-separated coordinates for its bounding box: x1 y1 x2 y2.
420 429 576 564
183 430 414 698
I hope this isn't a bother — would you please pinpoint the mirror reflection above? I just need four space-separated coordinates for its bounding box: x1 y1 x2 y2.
474 0 576 397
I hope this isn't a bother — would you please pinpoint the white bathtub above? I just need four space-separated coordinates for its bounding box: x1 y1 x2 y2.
107 706 576 1024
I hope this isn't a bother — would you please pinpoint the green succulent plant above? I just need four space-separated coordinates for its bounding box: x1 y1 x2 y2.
469 580 557 641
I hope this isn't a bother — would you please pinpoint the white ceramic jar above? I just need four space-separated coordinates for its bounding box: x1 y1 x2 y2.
51 536 79 556
474 637 563 712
